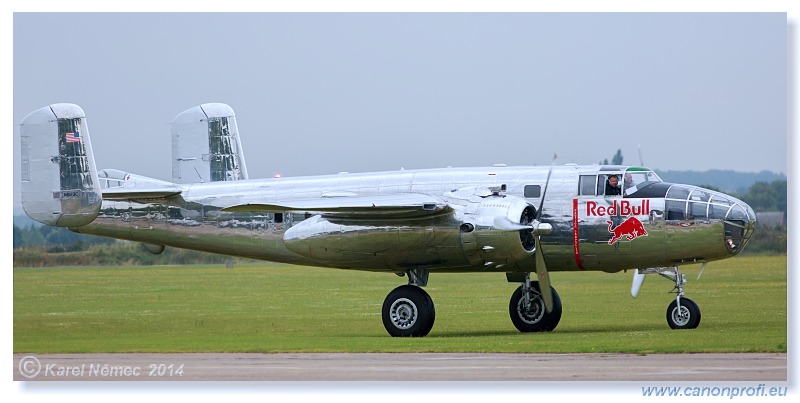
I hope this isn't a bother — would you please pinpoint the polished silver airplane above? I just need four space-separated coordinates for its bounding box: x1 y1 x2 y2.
19 103 757 337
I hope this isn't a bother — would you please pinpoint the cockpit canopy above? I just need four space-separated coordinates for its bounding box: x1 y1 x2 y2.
580 167 662 197
620 168 662 196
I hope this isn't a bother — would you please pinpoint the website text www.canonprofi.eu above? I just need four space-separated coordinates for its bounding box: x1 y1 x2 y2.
642 384 789 399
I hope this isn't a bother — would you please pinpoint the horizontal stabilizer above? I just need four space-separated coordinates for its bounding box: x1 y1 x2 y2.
222 193 450 218
102 188 182 201
98 169 182 202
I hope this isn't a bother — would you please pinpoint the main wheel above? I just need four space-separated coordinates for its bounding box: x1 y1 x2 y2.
509 282 562 332
666 297 701 329
382 285 436 337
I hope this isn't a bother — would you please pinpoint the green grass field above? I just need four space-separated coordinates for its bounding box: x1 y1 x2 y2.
14 256 786 354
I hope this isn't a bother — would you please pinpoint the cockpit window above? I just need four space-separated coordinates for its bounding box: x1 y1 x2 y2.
622 168 662 196
524 185 541 198
687 189 712 220
599 174 622 196
578 175 597 196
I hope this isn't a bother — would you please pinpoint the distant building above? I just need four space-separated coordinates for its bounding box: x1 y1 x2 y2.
756 211 785 228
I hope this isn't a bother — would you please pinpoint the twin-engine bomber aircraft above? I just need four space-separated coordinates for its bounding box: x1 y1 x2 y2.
19 103 757 337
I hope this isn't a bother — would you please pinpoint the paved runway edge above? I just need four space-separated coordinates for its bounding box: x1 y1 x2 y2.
13 352 786 381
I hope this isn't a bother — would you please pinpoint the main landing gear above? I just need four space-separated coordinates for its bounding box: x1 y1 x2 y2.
382 269 435 337
381 270 565 337
509 273 562 332
635 266 701 329
382 285 436 337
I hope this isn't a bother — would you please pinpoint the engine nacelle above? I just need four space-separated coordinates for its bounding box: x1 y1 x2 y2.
282 190 541 271
282 215 441 269
458 194 538 268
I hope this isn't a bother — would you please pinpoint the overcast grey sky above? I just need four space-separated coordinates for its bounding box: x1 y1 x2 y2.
4 9 797 399
11 13 787 205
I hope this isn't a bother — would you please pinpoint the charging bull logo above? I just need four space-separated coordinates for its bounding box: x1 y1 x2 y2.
607 216 648 245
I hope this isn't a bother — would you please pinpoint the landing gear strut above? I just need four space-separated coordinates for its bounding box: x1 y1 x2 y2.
662 266 701 329
509 273 562 332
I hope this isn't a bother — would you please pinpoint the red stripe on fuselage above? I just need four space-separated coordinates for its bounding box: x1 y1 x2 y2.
573 198 585 270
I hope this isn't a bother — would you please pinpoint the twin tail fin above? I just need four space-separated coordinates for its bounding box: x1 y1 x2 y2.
20 104 101 227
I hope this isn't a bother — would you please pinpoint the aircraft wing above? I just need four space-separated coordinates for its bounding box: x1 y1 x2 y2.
222 193 450 218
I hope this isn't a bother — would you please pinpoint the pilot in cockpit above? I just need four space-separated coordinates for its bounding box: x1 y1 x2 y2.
624 173 634 188
623 173 637 196
605 175 621 196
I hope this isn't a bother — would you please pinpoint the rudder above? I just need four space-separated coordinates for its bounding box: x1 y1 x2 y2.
20 103 101 227
171 103 249 184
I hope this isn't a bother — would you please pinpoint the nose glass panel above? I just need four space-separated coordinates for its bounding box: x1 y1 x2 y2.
665 186 691 220
664 185 756 254
724 204 755 254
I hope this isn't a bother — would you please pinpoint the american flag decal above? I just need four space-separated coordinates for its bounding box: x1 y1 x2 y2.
66 131 80 143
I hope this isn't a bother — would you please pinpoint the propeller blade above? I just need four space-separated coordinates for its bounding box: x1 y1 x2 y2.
493 216 534 231
534 236 554 313
631 269 646 298
536 153 557 220
492 218 554 233
533 153 557 313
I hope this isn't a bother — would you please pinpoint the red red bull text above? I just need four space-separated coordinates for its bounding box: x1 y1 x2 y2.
586 200 650 217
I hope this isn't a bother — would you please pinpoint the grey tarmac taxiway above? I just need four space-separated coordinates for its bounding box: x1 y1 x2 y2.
14 353 786 381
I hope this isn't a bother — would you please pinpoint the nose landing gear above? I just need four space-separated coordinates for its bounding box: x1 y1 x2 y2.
663 266 701 329
634 265 702 329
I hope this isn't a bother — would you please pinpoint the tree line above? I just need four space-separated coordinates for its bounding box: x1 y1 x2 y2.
735 180 787 216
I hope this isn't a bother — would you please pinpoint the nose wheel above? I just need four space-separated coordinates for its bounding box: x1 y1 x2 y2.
667 297 701 329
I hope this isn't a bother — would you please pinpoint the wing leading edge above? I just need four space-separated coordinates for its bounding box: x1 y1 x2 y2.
222 193 451 218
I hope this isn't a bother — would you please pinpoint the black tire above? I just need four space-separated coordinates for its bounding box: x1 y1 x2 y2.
509 282 562 332
382 285 436 337
666 297 701 329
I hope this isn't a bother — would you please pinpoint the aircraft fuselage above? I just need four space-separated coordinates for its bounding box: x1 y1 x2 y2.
73 165 754 275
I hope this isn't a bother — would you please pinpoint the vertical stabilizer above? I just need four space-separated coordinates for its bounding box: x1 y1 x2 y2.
20 104 101 227
171 103 249 184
